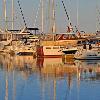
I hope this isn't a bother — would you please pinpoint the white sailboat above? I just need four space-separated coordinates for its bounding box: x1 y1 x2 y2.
0 0 13 50
36 0 80 58
0 0 38 55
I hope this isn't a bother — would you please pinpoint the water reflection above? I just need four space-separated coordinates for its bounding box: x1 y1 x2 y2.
75 60 100 81
0 54 100 100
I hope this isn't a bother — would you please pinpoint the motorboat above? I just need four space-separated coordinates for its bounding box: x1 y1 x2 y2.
74 50 100 60
62 47 77 55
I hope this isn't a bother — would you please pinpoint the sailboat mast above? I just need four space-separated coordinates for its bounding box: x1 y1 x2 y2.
41 0 44 33
52 0 56 34
96 0 100 32
12 0 14 30
48 0 51 33
77 0 79 29
4 0 7 31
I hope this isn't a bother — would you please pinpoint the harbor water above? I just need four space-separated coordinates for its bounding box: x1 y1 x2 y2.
0 54 100 100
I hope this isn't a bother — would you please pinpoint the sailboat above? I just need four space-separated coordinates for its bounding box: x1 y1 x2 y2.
37 0 64 57
36 0 79 58
0 0 38 55
0 0 13 51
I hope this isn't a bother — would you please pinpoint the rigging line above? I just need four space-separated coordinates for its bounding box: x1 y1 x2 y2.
65 0 72 16
17 0 27 28
62 0 80 33
61 0 73 28
61 0 74 32
14 11 23 28
97 8 100 20
33 0 41 28
62 0 70 21
45 0 50 32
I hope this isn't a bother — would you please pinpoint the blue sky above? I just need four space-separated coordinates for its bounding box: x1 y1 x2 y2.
0 0 100 33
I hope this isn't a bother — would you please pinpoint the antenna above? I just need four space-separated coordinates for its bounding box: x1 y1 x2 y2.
17 0 27 28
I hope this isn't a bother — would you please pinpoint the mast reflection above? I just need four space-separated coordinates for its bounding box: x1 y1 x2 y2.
0 54 100 100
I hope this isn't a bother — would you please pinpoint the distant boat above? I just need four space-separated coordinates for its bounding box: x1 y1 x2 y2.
0 31 12 50
15 45 36 56
74 50 100 60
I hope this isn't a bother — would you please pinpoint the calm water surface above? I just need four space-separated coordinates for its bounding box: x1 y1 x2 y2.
0 54 100 100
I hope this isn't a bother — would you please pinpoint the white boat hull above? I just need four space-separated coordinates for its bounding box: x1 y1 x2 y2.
37 46 64 58
74 50 100 60
75 56 100 60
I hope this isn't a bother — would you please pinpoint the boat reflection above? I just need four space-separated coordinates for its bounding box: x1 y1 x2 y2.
0 55 100 100
36 57 78 100
36 57 77 77
75 60 100 81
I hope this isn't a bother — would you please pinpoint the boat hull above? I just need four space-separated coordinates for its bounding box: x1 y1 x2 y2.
62 50 77 54
16 52 34 56
75 57 100 60
36 46 64 58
